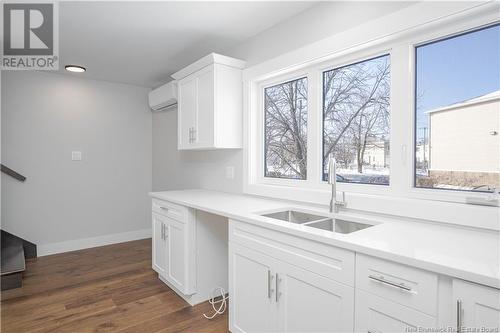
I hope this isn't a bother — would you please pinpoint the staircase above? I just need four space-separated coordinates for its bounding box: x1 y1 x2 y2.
1 230 37 290
1 164 35 290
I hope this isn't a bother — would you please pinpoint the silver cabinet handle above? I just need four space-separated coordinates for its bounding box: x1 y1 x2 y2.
267 270 272 298
368 275 413 293
188 127 197 143
159 206 169 211
457 299 463 332
275 273 281 302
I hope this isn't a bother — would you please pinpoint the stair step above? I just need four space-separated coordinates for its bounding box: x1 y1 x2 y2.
1 234 26 276
1 272 23 290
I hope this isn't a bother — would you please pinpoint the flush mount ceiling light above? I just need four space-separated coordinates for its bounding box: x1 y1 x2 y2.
65 65 86 73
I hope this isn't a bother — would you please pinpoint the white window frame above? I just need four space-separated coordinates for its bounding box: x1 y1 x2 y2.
258 70 313 187
243 2 500 230
315 49 394 195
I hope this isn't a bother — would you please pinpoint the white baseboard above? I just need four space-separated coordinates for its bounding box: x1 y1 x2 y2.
37 228 152 256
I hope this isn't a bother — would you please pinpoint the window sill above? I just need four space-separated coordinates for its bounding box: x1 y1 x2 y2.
244 182 500 231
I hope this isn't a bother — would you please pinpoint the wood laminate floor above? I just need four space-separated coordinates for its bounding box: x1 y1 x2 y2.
1 239 228 333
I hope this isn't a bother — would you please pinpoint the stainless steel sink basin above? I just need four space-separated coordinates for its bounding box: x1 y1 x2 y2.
304 219 372 234
261 210 328 224
259 209 374 234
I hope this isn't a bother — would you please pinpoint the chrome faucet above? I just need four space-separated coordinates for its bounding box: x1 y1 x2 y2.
328 154 346 213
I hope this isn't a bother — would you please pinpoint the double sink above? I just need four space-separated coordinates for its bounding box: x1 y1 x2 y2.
260 210 373 234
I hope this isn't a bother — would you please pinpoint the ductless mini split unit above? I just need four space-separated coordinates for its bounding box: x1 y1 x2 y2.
148 80 178 111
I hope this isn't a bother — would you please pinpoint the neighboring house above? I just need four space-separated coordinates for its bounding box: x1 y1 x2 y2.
426 90 500 188
363 140 390 168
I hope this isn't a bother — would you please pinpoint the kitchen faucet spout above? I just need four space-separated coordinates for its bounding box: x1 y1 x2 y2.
328 154 346 213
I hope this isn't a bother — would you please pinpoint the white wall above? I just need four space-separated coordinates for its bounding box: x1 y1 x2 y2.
1 71 152 254
152 109 242 193
227 1 414 67
152 1 412 193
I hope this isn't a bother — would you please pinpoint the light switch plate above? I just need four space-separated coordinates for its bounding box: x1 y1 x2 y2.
225 166 235 180
71 151 82 161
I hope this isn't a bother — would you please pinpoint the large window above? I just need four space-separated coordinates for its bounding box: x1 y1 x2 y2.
264 77 308 180
415 24 500 192
251 11 500 216
323 55 391 185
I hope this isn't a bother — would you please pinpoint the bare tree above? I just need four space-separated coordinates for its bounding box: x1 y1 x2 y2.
323 56 390 178
264 56 389 182
265 78 308 179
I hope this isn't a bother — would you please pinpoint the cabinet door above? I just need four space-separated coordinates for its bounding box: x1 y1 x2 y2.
229 243 278 333
453 279 500 330
277 261 354 333
178 75 197 149
355 289 436 333
195 65 215 148
152 213 167 277
164 217 186 292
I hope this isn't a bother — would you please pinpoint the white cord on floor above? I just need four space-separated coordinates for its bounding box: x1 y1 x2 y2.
203 287 229 320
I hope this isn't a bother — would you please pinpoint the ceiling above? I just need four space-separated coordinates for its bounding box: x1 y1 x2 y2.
58 1 316 88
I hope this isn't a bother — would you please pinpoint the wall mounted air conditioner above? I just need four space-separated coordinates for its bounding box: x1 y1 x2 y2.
148 80 177 111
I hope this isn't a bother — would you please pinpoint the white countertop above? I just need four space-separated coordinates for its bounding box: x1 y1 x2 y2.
150 189 500 289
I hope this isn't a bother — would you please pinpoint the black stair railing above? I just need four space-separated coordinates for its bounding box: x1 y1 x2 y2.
1 164 26 182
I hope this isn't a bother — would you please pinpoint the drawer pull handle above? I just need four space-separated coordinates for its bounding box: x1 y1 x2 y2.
159 206 169 211
368 274 413 292
457 299 463 332
267 270 273 298
275 273 281 302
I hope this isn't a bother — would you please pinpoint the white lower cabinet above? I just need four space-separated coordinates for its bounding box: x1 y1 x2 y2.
164 217 186 291
151 202 196 296
152 213 167 277
453 279 500 330
229 243 278 333
355 289 436 333
152 209 500 332
277 260 354 332
229 242 354 333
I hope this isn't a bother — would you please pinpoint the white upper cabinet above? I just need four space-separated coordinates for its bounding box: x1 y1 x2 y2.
172 53 245 150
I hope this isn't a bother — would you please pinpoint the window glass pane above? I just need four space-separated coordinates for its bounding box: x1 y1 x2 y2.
415 24 500 192
265 77 308 180
322 54 391 185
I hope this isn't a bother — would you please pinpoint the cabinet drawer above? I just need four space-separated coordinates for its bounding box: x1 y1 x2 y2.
356 254 438 316
229 219 355 286
355 289 436 333
152 199 187 222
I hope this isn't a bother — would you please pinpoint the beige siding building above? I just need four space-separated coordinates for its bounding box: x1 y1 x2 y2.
426 90 500 188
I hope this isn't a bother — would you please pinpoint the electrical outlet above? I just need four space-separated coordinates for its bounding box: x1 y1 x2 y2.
225 166 235 180
71 151 82 161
